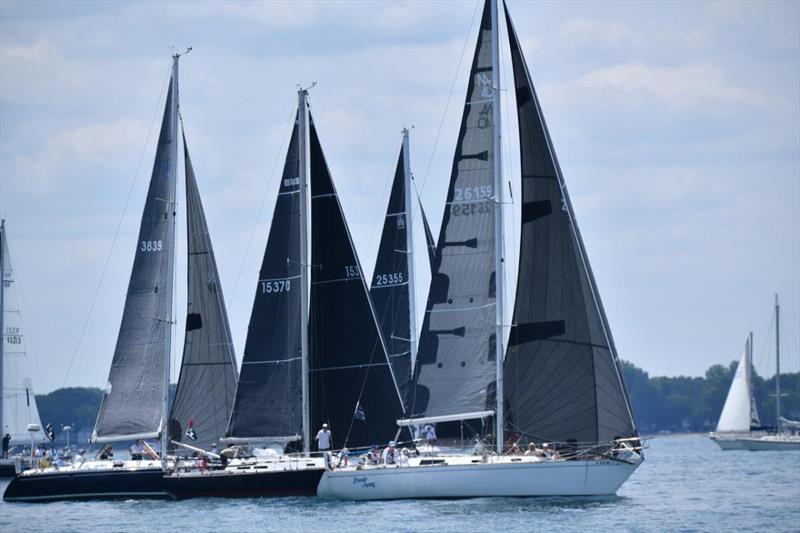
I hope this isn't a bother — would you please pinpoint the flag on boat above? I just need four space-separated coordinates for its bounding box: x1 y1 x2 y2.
45 423 55 441
354 402 366 422
185 418 197 441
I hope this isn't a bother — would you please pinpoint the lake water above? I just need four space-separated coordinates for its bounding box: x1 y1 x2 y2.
2 435 798 532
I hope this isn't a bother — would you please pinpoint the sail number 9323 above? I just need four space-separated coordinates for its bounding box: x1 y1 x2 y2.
140 240 163 252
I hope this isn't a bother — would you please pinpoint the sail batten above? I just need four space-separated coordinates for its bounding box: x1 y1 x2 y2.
92 77 178 443
168 131 239 451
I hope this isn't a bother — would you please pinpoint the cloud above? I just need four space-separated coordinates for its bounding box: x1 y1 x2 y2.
577 62 763 109
7 119 148 194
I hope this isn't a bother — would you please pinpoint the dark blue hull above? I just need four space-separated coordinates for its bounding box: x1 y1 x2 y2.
164 467 324 499
2 467 169 502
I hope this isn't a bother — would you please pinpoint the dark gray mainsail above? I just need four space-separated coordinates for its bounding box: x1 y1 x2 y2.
408 0 498 422
169 131 239 451
309 115 405 449
226 118 304 442
92 76 178 443
503 4 637 444
370 144 413 404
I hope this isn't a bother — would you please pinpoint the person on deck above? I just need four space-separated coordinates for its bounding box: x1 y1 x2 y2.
315 423 332 469
209 443 220 456
129 440 143 460
2 433 10 458
424 424 437 447
99 445 114 460
382 441 398 465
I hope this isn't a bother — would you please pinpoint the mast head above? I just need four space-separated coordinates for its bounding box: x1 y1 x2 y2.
172 47 192 61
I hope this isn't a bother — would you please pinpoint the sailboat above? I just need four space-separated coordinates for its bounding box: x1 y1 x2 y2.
317 0 642 500
1 220 47 478
164 89 406 499
4 50 240 501
710 295 800 451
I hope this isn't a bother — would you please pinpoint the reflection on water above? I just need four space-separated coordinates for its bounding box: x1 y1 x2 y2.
1 435 798 532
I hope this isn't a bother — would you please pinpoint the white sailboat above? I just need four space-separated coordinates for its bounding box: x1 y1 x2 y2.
710 295 800 451
317 0 642 500
1 220 47 477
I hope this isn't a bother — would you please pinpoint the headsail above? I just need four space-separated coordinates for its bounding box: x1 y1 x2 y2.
309 115 404 449
370 142 413 403
408 0 499 423
503 3 637 444
1 222 45 444
716 337 756 433
226 117 304 442
169 132 239 451
92 74 178 443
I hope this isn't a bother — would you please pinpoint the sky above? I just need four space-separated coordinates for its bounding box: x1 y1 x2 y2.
0 0 798 394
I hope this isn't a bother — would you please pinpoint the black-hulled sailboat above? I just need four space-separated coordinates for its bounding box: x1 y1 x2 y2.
318 0 642 500
4 51 239 502
165 89 405 499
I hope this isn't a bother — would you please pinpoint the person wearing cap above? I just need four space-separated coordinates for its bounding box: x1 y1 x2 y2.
382 441 398 465
315 423 332 469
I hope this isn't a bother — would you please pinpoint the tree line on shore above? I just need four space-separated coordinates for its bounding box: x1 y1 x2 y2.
32 361 799 444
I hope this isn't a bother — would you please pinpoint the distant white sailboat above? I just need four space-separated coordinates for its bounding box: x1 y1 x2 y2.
710 295 800 451
1 220 47 477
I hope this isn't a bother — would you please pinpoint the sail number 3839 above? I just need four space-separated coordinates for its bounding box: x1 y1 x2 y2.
140 240 163 252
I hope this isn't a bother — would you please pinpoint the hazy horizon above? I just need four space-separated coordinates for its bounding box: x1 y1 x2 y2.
1 0 798 394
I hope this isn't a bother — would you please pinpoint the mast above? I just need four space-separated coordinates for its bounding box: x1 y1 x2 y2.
402 128 418 371
298 88 311 456
162 54 180 460
748 331 754 428
775 294 781 432
0 220 4 440
490 0 504 454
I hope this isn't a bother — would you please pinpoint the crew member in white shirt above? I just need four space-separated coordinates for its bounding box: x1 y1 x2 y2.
316 423 332 469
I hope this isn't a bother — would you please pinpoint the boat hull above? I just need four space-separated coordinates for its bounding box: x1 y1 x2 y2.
3 466 168 502
0 460 16 478
709 434 748 451
317 459 639 501
737 436 800 451
164 466 325 499
710 433 800 451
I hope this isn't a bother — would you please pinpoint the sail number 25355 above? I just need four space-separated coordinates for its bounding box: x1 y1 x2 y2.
140 240 163 252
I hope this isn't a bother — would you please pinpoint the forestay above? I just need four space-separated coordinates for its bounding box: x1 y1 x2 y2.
169 132 239 451
408 0 499 422
309 116 404 449
503 6 637 445
226 118 304 442
92 79 177 443
1 223 45 444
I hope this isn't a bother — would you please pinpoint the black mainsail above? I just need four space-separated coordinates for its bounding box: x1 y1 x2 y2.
92 70 178 444
503 4 637 444
309 115 404 450
408 0 499 424
226 118 304 443
169 132 239 451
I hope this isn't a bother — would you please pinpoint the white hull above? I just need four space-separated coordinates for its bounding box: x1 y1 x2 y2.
317 456 640 501
710 433 800 451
